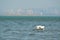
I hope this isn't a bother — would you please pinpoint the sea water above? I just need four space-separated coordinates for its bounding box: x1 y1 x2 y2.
0 16 60 40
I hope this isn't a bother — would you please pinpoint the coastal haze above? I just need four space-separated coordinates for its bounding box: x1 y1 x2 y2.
3 8 60 16
0 0 60 16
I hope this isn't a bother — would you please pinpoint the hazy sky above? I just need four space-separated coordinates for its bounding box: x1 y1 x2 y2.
0 0 60 16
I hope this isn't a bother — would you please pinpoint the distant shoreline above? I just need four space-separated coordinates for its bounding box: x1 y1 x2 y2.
0 16 60 17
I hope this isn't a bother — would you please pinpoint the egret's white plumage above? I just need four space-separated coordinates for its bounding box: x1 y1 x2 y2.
35 25 45 30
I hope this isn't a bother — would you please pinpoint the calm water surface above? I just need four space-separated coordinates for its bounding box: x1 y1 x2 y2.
0 16 60 40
